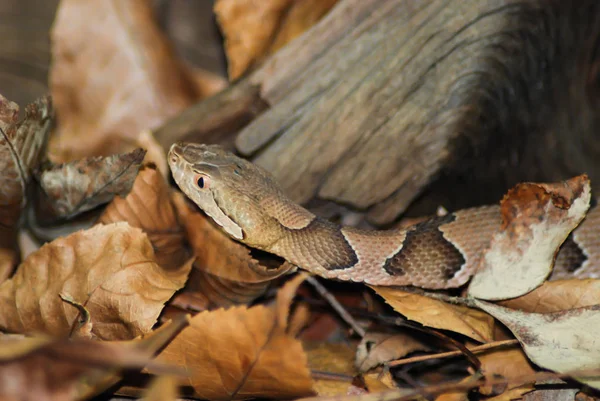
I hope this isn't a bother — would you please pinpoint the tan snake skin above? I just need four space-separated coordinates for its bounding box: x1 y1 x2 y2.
168 142 600 289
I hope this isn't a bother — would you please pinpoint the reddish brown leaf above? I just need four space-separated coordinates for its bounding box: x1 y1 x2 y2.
0 335 163 401
153 274 314 400
99 165 188 270
478 348 536 399
34 148 146 223
0 222 192 340
172 192 293 307
48 0 201 161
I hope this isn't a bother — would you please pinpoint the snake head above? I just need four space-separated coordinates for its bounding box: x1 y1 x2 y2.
168 142 287 248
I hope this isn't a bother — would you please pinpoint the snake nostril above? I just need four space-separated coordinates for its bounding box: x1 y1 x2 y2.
169 154 179 164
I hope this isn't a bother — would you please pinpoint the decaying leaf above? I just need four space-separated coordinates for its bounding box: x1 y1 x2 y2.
0 335 163 401
153 274 314 400
214 0 338 79
474 299 600 389
0 94 54 227
469 175 591 300
34 148 146 223
99 165 188 270
0 94 54 282
0 222 192 340
478 348 536 399
49 0 200 160
371 286 495 342
355 331 431 373
172 193 293 307
499 279 600 313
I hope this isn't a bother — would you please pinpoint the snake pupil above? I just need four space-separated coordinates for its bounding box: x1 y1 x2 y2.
197 177 205 188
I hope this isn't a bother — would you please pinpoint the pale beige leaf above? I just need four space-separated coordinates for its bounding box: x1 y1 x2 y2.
469 175 591 300
371 286 494 342
99 165 188 270
355 331 430 373
474 299 600 389
0 222 192 340
153 274 314 400
34 148 146 223
49 0 200 160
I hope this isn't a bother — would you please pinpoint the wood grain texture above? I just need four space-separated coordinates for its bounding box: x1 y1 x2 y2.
158 0 600 226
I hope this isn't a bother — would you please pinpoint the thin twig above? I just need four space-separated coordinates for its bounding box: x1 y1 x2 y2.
388 339 519 367
305 275 366 337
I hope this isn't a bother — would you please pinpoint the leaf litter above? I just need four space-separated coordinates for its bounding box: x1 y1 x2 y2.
2 1 600 400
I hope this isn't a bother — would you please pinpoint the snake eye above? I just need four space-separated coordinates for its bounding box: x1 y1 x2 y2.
193 174 210 189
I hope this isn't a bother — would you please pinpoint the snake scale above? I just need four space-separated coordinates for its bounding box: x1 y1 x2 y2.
168 142 600 289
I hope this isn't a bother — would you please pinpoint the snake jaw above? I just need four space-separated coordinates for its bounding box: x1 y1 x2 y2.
168 143 244 240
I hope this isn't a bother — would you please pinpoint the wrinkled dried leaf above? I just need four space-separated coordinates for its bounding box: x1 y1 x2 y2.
49 0 200 160
134 130 169 180
499 279 600 313
0 335 163 401
172 193 293 307
355 331 431 373
215 0 337 79
153 274 314 400
35 148 146 223
0 222 192 340
469 175 591 300
99 165 188 269
474 300 600 389
371 286 494 342
523 389 578 401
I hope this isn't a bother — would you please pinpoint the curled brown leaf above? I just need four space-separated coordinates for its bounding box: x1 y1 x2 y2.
0 222 192 340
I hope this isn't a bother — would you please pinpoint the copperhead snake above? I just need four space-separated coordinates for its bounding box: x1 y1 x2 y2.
168 142 600 289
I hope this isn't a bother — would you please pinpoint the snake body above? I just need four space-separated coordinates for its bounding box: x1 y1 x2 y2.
168 142 600 289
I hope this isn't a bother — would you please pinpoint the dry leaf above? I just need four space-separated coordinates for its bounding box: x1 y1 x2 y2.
0 94 53 281
99 165 188 270
371 286 495 342
215 0 337 79
0 222 192 340
304 342 356 396
49 0 200 160
34 148 146 223
140 375 180 401
478 348 536 399
469 175 591 300
0 335 163 401
523 389 579 401
474 300 600 389
172 192 293 307
153 274 314 400
499 279 600 313
355 331 431 373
